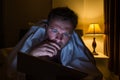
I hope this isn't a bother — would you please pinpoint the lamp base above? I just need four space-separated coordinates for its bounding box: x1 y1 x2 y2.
92 37 98 55
92 51 98 55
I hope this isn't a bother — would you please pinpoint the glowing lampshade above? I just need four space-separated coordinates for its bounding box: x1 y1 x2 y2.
87 24 101 34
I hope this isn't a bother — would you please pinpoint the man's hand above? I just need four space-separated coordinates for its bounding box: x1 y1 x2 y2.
29 40 61 57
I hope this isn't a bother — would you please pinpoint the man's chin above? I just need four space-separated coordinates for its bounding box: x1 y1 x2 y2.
60 44 66 49
61 42 70 49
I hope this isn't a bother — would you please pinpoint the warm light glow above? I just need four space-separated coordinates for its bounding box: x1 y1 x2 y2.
87 24 102 34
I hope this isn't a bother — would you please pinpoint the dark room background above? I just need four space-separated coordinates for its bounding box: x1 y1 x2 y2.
1 0 52 48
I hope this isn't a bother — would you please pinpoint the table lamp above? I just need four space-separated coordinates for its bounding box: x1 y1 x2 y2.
87 23 102 55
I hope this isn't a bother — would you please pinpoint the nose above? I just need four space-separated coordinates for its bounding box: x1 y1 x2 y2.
55 33 63 43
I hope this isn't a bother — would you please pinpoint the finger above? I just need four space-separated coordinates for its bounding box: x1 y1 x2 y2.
33 49 54 57
49 42 61 50
40 52 54 57
42 45 57 56
40 40 61 50
41 44 58 55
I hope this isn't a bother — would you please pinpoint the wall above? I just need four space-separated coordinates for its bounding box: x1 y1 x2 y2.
0 0 4 48
52 0 105 54
52 0 104 33
3 0 52 47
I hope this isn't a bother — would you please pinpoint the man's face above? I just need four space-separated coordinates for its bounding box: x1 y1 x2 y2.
47 19 74 49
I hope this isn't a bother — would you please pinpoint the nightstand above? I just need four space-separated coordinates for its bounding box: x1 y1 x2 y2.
94 52 109 59
94 52 110 80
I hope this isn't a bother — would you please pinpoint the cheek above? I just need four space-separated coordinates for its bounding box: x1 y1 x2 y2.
62 38 70 45
47 30 56 40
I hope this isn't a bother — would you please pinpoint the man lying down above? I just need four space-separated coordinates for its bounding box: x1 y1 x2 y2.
9 7 103 80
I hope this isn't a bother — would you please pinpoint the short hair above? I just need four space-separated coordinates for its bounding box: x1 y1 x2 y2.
47 7 78 29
